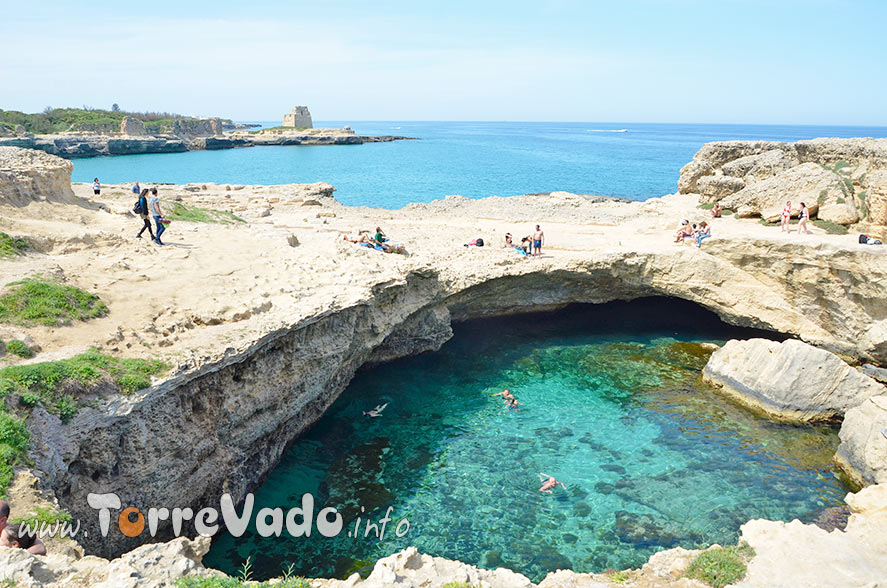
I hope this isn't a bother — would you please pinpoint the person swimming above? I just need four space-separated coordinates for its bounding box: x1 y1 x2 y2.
506 397 521 410
363 403 389 417
493 388 515 402
538 473 566 494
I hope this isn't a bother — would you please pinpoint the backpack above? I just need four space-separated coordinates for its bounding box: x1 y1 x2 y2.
476 238 484 247
133 198 145 215
859 234 868 244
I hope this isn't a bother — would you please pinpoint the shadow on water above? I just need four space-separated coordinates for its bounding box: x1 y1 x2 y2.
203 298 848 582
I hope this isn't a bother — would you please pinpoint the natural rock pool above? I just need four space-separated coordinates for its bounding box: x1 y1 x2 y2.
204 299 850 582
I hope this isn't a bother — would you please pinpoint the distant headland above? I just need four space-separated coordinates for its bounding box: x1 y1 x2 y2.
0 105 415 158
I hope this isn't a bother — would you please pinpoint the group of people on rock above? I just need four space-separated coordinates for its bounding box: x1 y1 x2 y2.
673 219 711 247
503 225 545 257
0 500 47 555
781 200 811 234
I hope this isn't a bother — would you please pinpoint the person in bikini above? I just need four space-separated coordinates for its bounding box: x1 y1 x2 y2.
781 201 792 232
538 473 566 494
796 202 810 234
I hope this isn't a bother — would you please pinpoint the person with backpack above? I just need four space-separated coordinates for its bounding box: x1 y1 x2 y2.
134 188 154 240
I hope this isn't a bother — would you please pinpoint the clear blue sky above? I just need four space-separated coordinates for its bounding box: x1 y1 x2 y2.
2 0 884 124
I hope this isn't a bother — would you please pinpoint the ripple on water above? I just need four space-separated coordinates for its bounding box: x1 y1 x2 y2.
203 300 849 582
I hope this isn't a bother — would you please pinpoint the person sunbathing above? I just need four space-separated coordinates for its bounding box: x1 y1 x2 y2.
674 220 693 243
343 233 374 244
538 473 566 494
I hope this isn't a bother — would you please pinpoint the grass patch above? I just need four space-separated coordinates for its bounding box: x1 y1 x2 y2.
175 577 311 588
169 203 245 225
0 411 30 498
0 279 108 327
607 569 632 584
5 340 32 358
697 203 714 210
685 543 755 588
812 219 849 234
0 350 168 423
11 505 73 528
721 208 734 215
0 233 30 258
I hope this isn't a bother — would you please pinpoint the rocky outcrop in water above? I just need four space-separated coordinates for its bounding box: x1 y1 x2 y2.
679 137 887 227
0 134 189 158
835 395 887 486
702 338 886 422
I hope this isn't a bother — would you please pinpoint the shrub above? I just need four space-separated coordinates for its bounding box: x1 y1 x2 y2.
685 543 754 588
812 219 849 235
0 411 30 497
6 340 32 358
0 279 108 327
12 505 73 528
0 233 30 258
169 203 245 225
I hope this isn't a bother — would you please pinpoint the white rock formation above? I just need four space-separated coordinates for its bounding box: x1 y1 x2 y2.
702 338 886 422
0 147 79 206
835 395 887 486
119 117 147 137
733 484 887 587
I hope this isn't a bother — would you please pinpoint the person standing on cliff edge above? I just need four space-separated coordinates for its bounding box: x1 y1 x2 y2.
532 225 544 257
0 500 47 555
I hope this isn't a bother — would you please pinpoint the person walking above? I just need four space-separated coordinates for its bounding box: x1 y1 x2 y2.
796 202 810 234
781 201 792 232
136 188 154 240
93 178 101 195
148 187 166 245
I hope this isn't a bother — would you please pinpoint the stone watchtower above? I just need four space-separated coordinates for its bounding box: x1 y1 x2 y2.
283 106 313 129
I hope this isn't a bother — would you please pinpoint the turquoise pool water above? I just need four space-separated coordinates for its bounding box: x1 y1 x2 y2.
204 299 848 581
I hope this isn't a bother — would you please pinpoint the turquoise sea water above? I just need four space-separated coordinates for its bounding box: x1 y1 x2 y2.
71 122 887 208
203 299 849 582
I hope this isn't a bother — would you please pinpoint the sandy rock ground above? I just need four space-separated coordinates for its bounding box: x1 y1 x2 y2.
0 181 869 371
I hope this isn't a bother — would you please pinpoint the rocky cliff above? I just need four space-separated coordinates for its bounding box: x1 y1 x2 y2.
679 137 887 228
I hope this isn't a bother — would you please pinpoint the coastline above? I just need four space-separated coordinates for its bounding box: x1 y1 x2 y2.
1 141 886 586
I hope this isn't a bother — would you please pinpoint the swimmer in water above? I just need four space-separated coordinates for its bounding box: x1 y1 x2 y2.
506 397 521 410
363 403 388 418
493 389 515 402
538 473 566 494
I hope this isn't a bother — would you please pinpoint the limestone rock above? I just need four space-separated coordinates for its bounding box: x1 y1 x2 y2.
865 169 887 226
733 483 887 587
696 174 745 204
677 160 714 193
720 163 845 221
702 338 885 422
721 149 798 182
0 146 79 206
119 117 147 137
835 395 887 486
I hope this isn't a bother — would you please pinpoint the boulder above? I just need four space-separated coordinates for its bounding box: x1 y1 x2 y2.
677 160 714 193
720 162 847 221
119 116 147 137
702 338 886 422
721 149 798 182
865 169 887 227
835 395 887 486
696 174 745 203
733 484 887 588
0 146 79 207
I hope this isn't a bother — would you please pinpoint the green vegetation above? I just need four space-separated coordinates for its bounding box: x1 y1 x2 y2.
812 219 849 234
759 218 796 227
5 340 32 358
169 202 245 225
607 569 632 584
175 574 311 588
721 208 735 215
12 505 73 528
0 278 108 327
697 203 714 209
685 543 755 588
0 411 30 498
0 349 168 423
0 107 189 135
0 233 30 258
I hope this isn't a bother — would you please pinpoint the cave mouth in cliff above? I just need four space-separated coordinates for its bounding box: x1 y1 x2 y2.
205 298 850 582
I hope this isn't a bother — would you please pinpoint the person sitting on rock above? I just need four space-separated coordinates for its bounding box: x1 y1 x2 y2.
673 220 693 243
0 524 37 551
0 502 46 555
710 202 722 218
694 221 711 247
504 233 514 247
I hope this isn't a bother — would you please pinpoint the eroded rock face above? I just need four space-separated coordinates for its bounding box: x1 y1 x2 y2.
679 137 887 227
0 147 78 207
119 117 147 137
702 338 885 422
835 395 887 486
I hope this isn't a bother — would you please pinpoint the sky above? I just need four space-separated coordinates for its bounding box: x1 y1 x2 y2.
1 0 885 125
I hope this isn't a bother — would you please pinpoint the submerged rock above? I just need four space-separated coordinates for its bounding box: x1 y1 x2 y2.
702 338 886 422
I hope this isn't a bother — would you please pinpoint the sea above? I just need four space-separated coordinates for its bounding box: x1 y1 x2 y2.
71 122 887 209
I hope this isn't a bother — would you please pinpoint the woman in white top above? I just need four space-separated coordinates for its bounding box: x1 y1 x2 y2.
92 178 100 195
